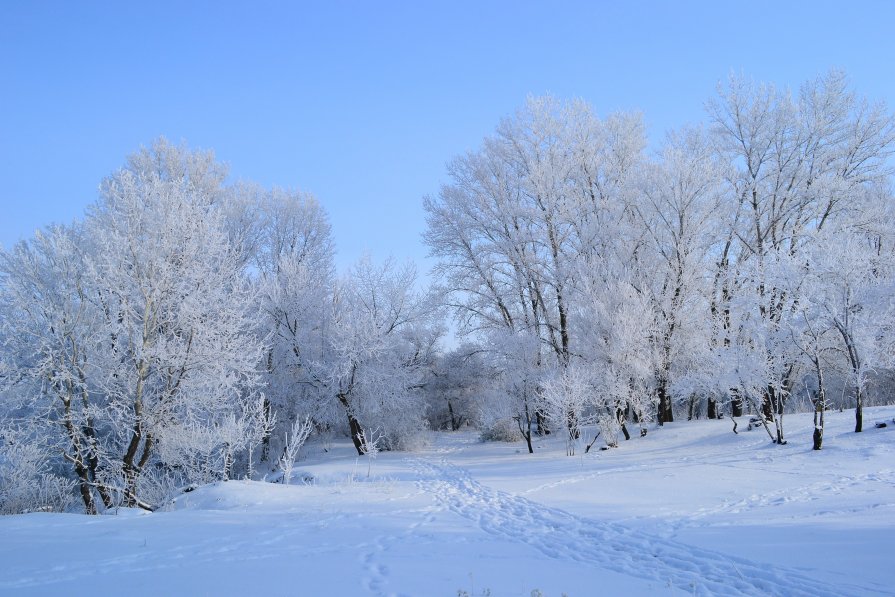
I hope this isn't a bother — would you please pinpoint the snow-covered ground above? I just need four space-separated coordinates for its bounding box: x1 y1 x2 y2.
1 406 893 596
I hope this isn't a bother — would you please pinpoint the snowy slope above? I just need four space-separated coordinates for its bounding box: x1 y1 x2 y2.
1 406 893 596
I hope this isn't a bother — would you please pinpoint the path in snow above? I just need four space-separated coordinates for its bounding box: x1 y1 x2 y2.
675 468 895 524
413 456 884 597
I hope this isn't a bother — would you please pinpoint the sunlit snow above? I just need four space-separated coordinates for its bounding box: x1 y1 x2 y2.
1 406 892 596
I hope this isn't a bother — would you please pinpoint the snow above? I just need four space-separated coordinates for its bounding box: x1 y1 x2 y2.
1 407 893 596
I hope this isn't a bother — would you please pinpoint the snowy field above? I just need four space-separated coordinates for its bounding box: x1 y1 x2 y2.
1 406 893 597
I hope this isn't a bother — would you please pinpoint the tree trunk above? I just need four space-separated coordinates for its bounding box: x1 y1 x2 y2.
535 410 549 436
122 429 143 506
447 399 459 431
567 408 580 440
813 407 824 450
59 394 98 514
338 393 366 456
766 386 786 444
811 359 826 450
260 395 272 461
518 400 534 454
761 388 774 421
687 395 699 421
657 382 673 425
707 397 718 419
730 389 744 417
855 388 863 433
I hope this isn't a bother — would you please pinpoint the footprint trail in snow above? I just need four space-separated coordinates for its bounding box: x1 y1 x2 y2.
413 458 883 597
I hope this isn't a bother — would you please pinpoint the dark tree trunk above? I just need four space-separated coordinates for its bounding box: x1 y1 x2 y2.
567 409 580 440
707 397 719 419
761 389 774 421
522 429 533 453
122 432 142 507
617 407 630 441
535 410 550 436
770 385 787 444
337 392 366 456
657 382 673 425
447 399 464 431
260 396 272 461
813 408 824 450
346 410 365 455
687 395 699 421
60 397 97 514
517 400 534 454
346 410 366 455
730 389 744 417
812 361 826 450
62 450 97 515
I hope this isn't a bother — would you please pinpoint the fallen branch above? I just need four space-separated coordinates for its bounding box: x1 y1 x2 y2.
584 430 602 453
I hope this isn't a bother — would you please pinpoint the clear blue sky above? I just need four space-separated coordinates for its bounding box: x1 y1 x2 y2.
2 1 894 273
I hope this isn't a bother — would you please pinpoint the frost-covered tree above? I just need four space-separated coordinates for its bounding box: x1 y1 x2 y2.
0 139 268 511
425 97 645 368
575 271 657 441
427 73 895 447
425 96 646 441
630 128 727 422
426 343 490 431
707 71 895 431
252 188 336 459
0 224 110 512
537 364 593 455
322 257 440 454
808 230 895 433
480 327 543 453
86 139 265 503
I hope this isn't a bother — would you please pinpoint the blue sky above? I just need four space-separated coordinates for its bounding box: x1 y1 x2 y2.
2 1 894 273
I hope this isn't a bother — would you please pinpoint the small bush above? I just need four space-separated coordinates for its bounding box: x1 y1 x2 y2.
479 418 521 442
0 431 75 515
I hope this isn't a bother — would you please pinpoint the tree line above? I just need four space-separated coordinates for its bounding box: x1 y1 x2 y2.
427 71 895 454
1 71 894 514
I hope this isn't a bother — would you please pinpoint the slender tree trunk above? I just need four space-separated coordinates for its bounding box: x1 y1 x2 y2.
59 395 97 513
567 408 580 440
835 322 864 433
447 399 463 431
687 395 699 421
338 393 366 456
811 355 826 450
813 395 825 451
707 397 718 419
260 395 272 462
730 389 744 417
761 388 774 421
617 407 630 441
122 428 143 506
536 410 549 436
656 381 673 425
764 386 786 444
518 399 534 454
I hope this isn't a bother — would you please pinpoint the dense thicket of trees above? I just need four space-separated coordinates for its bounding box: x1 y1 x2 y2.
426 71 895 451
1 72 894 514
0 140 439 513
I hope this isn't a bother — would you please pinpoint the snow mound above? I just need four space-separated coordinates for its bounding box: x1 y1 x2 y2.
166 479 312 512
